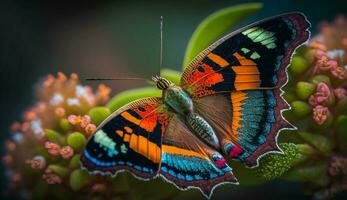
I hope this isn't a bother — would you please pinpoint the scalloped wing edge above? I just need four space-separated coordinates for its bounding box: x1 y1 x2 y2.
244 13 310 168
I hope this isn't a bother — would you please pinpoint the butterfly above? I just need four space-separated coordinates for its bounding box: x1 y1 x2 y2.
80 12 310 198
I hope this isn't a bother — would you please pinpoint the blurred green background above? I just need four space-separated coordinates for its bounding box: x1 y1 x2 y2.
1 0 346 199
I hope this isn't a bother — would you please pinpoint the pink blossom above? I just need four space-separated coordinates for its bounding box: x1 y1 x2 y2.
315 56 332 72
67 115 78 125
59 146 74 159
42 173 62 184
26 156 46 169
80 115 91 128
67 114 91 128
331 66 345 79
44 141 61 156
308 95 318 106
334 88 347 100
313 105 331 125
85 123 96 135
91 183 107 193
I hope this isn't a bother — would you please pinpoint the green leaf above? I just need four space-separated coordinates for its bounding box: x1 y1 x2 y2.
183 3 263 67
298 131 334 154
283 161 328 183
106 87 161 112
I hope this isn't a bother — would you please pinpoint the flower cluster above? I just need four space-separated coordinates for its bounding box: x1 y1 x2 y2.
279 16 347 199
1 73 117 199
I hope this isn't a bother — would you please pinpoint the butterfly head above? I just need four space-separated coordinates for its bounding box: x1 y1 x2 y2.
152 75 173 90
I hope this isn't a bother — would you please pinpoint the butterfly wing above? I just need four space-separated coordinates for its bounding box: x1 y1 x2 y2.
180 13 310 167
181 12 310 96
160 116 238 198
81 97 172 179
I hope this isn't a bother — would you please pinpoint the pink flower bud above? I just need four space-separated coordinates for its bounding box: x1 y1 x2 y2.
315 56 331 72
85 123 96 135
55 107 66 117
308 95 318 106
80 115 91 128
334 88 347 100
313 105 331 125
42 173 62 184
59 146 74 159
315 82 331 103
26 156 46 169
331 66 345 79
67 115 78 125
44 141 61 156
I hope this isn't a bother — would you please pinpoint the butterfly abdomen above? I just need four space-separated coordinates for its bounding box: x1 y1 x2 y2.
186 112 219 149
163 85 220 149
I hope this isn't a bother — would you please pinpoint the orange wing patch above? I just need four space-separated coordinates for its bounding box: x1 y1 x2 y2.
120 105 159 132
162 145 207 159
207 53 229 67
230 91 248 141
121 132 161 164
232 52 261 90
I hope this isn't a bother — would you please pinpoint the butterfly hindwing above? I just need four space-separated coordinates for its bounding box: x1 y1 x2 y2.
195 90 289 167
81 98 172 179
160 116 238 198
181 12 310 97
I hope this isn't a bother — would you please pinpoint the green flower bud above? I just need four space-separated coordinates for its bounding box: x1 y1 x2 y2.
67 132 87 152
69 169 89 191
88 107 111 126
298 131 334 154
296 82 316 100
46 164 69 178
283 90 297 103
295 144 316 164
336 99 347 114
310 75 331 86
337 115 347 154
255 143 301 181
291 101 312 117
44 129 62 144
69 154 81 169
59 118 73 132
289 56 309 76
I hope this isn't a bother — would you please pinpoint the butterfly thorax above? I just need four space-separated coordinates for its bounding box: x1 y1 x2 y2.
153 76 220 149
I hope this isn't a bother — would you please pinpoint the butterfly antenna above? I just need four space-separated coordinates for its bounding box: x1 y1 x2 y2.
159 16 163 76
85 77 151 82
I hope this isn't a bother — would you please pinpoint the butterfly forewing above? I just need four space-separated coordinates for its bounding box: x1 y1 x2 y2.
181 12 310 97
81 97 172 179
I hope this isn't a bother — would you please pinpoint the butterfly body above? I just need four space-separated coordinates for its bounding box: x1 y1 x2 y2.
81 13 311 198
160 78 220 148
